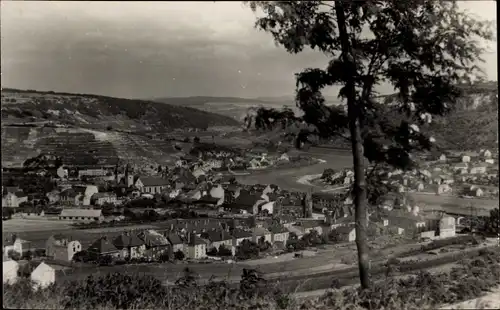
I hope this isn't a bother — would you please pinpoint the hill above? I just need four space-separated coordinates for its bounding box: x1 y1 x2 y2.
383 81 498 151
1 89 239 167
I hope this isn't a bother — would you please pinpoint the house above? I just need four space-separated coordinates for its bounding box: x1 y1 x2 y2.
431 184 452 195
228 190 266 215
166 233 184 253
87 236 122 259
439 154 447 162
333 226 356 242
135 176 169 194
91 192 117 206
279 153 290 162
10 238 32 255
77 185 99 206
113 233 146 259
440 175 455 185
2 191 28 208
294 220 324 235
269 225 289 247
201 230 233 251
186 233 207 259
482 149 492 159
462 155 471 163
3 260 19 284
138 230 171 259
470 164 487 175
46 234 82 261
30 262 55 290
453 163 469 174
56 166 68 179
59 188 82 206
251 227 272 244
59 209 104 222
231 228 253 247
439 216 456 239
78 167 107 179
209 184 225 199
387 211 427 233
485 158 495 164
464 186 484 197
260 201 275 215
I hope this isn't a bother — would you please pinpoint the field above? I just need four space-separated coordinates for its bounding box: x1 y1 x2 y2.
2 218 73 233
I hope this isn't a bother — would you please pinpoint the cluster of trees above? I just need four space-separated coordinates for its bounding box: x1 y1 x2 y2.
206 244 233 257
235 238 273 260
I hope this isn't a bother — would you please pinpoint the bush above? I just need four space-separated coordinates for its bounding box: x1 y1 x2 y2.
174 250 185 261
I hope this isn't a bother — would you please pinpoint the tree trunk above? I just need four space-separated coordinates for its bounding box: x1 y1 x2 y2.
334 2 371 289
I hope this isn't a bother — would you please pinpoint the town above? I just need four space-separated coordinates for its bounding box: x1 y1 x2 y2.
3 139 499 293
2 1 499 309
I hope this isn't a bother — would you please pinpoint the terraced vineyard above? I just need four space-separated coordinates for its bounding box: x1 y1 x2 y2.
1 88 240 167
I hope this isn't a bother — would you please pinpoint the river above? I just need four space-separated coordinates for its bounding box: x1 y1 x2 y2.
234 147 498 216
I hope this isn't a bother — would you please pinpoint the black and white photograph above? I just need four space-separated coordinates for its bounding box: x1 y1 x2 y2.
1 1 499 309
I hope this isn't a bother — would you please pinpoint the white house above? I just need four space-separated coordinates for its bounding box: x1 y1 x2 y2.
261 201 275 215
485 158 495 164
209 184 225 199
13 238 32 255
30 262 58 290
334 226 356 242
2 192 28 208
279 153 290 162
439 216 456 239
3 260 19 284
439 154 447 162
462 155 471 163
186 234 207 260
251 227 272 244
470 165 487 175
483 149 492 159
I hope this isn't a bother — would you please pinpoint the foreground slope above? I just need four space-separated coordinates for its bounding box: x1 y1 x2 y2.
1 89 239 167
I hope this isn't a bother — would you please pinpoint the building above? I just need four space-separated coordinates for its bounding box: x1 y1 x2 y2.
166 233 184 253
470 164 487 175
186 233 207 259
231 228 253 247
78 168 107 179
201 230 233 251
138 230 171 260
112 233 146 259
251 227 272 244
59 209 104 222
2 190 28 208
30 262 57 290
439 154 447 162
453 163 469 174
269 225 289 247
439 216 456 239
87 236 122 259
135 176 169 194
482 149 492 159
333 226 356 242
91 192 117 206
462 155 471 163
3 260 19 284
45 234 82 261
12 238 32 255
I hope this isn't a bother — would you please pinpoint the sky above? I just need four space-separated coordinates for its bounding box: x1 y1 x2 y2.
1 1 497 99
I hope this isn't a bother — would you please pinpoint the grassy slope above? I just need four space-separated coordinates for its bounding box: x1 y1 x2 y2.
1 89 241 167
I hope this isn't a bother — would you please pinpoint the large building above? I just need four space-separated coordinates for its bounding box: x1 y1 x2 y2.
59 209 104 222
